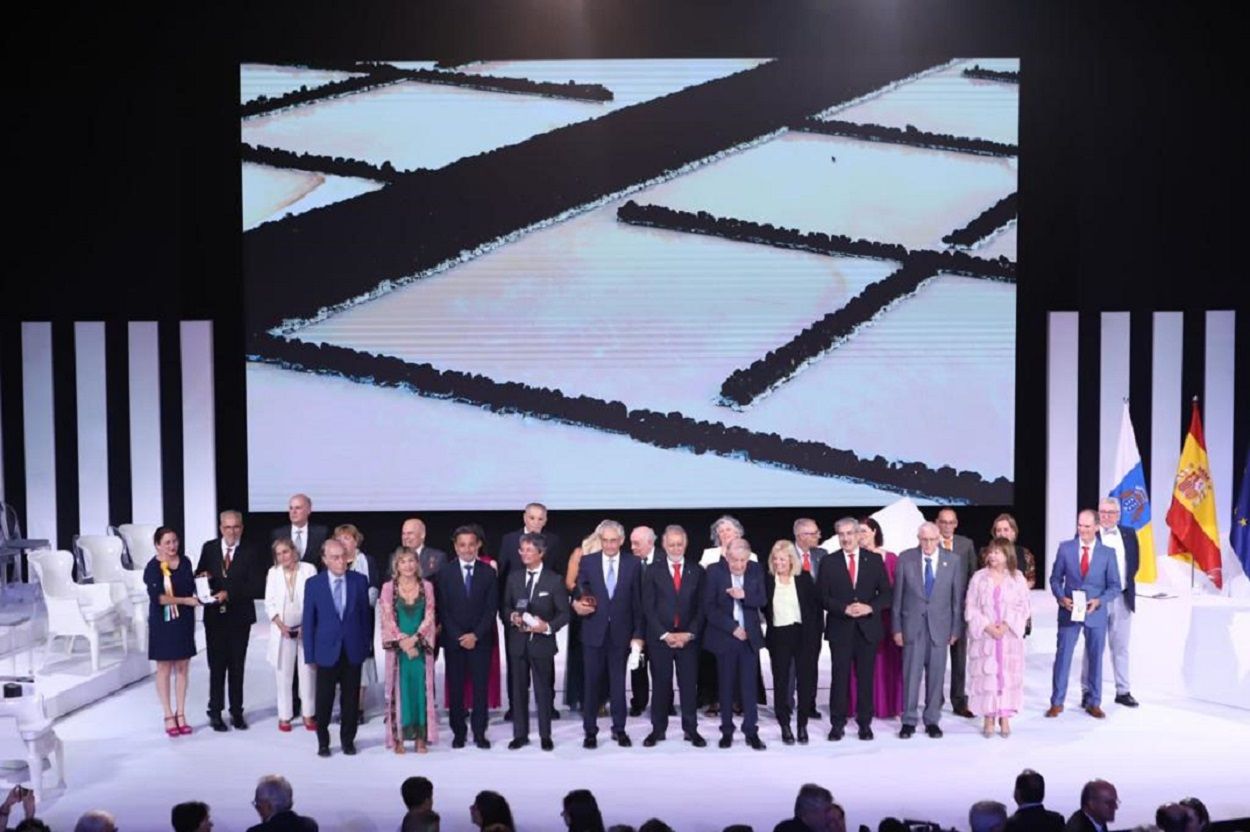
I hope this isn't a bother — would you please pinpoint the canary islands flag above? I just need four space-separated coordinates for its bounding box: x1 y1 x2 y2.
1109 402 1157 583
1166 400 1223 589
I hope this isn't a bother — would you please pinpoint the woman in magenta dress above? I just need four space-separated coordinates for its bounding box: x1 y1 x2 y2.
444 525 502 711
965 537 1031 738
847 517 903 719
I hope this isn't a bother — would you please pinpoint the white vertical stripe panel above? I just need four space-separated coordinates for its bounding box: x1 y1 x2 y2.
0 336 5 505
21 323 57 548
1099 312 1131 493
1205 310 1238 589
1150 312 1184 579
181 321 217 558
1046 312 1080 583
128 322 164 525
75 322 110 535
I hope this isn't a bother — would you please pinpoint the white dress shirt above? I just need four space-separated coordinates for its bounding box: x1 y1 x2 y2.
1099 525 1127 589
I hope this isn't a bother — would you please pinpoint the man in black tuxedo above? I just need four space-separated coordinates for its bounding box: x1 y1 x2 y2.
437 525 498 749
271 493 328 570
497 502 562 721
198 509 262 731
640 525 705 747
817 516 891 741
1005 769 1065 832
401 517 447 582
502 533 569 751
703 537 766 749
936 507 977 717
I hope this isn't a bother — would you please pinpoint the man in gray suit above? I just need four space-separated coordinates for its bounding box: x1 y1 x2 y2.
401 518 447 580
893 521 966 738
936 507 977 717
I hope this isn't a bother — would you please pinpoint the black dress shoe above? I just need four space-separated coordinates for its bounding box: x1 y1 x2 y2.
613 731 632 748
1115 693 1140 708
541 737 554 751
552 709 562 720
317 746 331 757
796 724 809 744
828 726 844 741
925 724 943 738
806 707 823 720
452 736 466 749
474 738 492 750
780 724 795 745
629 705 645 717
643 732 663 747
718 735 733 748
508 738 530 750
899 724 915 739
858 725 874 741
953 706 975 718
503 709 513 721
209 714 229 732
733 703 743 716
583 735 598 749
342 742 357 755
668 705 677 716
746 734 766 750
685 732 707 748
357 709 368 725
231 714 249 730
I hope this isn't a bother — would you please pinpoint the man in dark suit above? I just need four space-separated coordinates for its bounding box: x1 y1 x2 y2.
271 493 328 570
197 509 262 731
773 784 840 832
302 538 372 757
436 525 498 749
246 775 319 832
703 537 766 749
1084 496 1140 708
627 525 662 717
1064 779 1119 832
641 524 705 747
792 517 826 721
817 516 891 741
401 517 447 582
496 502 562 721
1005 769 1065 832
936 507 977 717
502 532 569 751
1047 510 1121 719
572 519 644 748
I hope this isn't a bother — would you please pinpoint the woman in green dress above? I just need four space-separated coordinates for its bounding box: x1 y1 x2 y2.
380 546 438 753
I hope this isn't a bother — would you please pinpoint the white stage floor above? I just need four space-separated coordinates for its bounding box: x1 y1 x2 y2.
13 596 1250 832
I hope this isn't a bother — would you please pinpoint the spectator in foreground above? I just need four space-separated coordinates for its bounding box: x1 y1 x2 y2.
74 812 117 832
247 775 318 832
639 821 675 832
171 801 212 832
1 788 36 832
775 784 837 832
400 777 434 831
1178 799 1209 832
970 802 1009 832
403 811 440 832
470 792 514 831
1006 769 1064 832
563 790 606 832
1065 780 1118 832
1155 804 1200 832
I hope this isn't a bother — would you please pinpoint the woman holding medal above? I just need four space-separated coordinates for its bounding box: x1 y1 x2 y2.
264 537 318 732
144 526 199 737
380 546 439 753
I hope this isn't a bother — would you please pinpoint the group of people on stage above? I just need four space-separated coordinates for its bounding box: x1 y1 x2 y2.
141 494 1143 755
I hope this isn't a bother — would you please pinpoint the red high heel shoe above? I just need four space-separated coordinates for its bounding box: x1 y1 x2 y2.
164 716 180 737
176 713 193 735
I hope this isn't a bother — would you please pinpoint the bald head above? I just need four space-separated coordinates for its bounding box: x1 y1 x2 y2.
401 518 426 549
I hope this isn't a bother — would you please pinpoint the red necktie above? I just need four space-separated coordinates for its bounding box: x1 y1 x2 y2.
224 546 234 573
1080 545 1090 578
802 550 812 573
846 553 856 587
672 562 682 628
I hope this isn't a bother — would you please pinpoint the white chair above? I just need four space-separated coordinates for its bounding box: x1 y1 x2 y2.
0 690 66 802
28 550 128 672
78 535 148 653
117 523 159 571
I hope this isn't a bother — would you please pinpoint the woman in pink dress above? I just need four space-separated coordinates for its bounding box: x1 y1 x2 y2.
847 517 903 719
965 537 1031 738
444 525 503 710
379 547 439 753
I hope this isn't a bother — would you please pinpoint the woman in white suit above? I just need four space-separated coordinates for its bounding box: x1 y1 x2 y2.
264 537 317 732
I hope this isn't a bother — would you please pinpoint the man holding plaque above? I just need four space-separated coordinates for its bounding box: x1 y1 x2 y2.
197 509 262 731
502 533 569 750
1047 510 1121 719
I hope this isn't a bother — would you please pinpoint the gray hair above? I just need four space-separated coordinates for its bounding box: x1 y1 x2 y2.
256 774 294 813
710 515 745 545
595 519 625 540
662 524 687 541
519 532 548 554
833 516 859 533
631 526 657 545
969 801 1008 832
1099 496 1121 511
220 509 243 524
792 517 817 536
918 521 940 536
74 812 117 832
726 537 752 557
794 783 834 818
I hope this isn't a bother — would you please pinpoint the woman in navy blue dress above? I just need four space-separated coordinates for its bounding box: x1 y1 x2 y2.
144 526 200 736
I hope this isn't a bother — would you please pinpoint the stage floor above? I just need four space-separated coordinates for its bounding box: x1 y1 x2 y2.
15 600 1250 832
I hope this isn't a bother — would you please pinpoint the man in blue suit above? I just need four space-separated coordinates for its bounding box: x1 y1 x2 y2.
1047 509 1122 719
436 525 499 749
302 538 372 756
703 537 767 749
572 519 644 748
1082 496 1141 709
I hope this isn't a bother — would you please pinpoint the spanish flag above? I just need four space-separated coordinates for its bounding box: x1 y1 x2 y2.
1166 400 1224 588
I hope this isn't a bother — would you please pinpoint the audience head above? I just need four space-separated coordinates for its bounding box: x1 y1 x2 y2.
711 515 745 548
834 517 859 552
793 517 821 551
171 801 211 832
768 540 800 577
74 812 117 832
726 537 752 574
401 811 440 832
14 820 52 832
401 775 434 811
596 520 625 556
662 525 688 560
253 775 294 821
639 821 675 832
1080 779 1119 825
287 493 312 526
321 538 348 576
723 826 754 832
630 526 657 558
969 801 1008 832
523 502 548 533
793 784 835 830
607 826 636 832
1156 804 1201 832
878 819 909 832
991 512 1019 543
471 791 514 831
401 518 427 550
858 516 884 550
1013 769 1046 805
562 789 606 832
1178 798 1209 831
453 526 481 563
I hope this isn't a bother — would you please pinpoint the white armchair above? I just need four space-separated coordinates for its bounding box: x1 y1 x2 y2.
116 523 159 571
28 549 129 672
78 535 148 653
0 690 65 802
